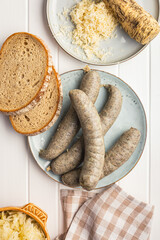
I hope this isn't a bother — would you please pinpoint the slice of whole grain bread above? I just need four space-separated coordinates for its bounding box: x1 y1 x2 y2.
10 67 63 136
0 32 53 115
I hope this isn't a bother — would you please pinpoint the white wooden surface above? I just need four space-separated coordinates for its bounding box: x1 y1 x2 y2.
0 0 160 239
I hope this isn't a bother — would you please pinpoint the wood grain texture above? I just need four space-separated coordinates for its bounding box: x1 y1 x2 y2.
0 0 28 207
150 34 160 239
118 47 150 202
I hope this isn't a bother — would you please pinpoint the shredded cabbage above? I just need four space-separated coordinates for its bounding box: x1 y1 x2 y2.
70 0 118 59
0 211 47 240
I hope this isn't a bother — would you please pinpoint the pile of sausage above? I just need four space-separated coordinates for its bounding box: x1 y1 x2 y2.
40 70 141 191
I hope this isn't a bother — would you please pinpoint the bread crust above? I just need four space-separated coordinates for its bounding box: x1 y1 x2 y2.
10 66 63 136
0 32 53 115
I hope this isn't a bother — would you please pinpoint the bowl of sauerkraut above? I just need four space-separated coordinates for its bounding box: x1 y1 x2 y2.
0 203 50 240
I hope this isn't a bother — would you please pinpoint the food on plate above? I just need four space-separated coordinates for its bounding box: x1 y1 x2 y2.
51 137 84 175
99 84 122 135
62 128 141 188
62 168 81 188
0 211 47 240
79 71 100 101
51 85 122 175
103 0 160 44
69 89 105 191
70 0 118 59
40 70 100 160
0 32 52 115
102 127 141 177
10 67 62 136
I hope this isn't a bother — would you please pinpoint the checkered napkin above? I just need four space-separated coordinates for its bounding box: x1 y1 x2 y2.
55 184 154 240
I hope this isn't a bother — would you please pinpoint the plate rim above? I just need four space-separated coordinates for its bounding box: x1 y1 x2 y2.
28 69 147 190
46 0 160 66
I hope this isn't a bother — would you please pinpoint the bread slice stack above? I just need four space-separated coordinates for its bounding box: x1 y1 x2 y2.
10 67 62 135
0 32 63 135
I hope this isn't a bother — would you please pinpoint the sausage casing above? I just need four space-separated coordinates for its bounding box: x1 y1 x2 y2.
51 85 122 174
61 128 141 188
69 89 105 191
39 71 100 160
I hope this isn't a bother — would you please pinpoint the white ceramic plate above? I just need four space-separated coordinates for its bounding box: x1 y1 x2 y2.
28 70 147 189
47 0 159 65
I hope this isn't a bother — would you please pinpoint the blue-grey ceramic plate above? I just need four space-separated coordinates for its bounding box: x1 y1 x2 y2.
47 0 159 65
28 70 147 189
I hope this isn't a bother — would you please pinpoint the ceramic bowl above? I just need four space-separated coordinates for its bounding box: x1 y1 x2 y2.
0 203 50 240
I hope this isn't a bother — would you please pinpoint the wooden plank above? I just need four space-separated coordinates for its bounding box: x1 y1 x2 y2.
28 0 59 238
118 47 150 202
150 34 160 240
0 0 28 207
0 0 28 44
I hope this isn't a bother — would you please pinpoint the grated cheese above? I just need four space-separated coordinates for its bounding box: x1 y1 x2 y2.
0 211 47 240
70 0 118 59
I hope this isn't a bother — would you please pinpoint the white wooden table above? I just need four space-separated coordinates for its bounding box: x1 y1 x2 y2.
0 0 160 239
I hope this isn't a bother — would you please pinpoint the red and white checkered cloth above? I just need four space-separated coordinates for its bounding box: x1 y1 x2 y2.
56 184 154 240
